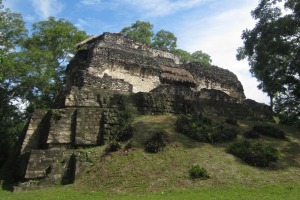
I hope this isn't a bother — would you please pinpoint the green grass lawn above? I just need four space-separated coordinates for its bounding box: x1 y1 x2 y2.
1 114 300 199
1 183 300 200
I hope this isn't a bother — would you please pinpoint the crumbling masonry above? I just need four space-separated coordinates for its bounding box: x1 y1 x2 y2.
5 32 272 191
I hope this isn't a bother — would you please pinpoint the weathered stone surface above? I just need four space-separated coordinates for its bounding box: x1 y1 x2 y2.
8 32 273 190
65 32 245 103
181 62 246 102
23 150 75 184
75 108 102 146
21 110 51 152
47 109 76 146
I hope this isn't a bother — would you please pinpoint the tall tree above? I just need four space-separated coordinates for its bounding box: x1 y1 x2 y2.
172 49 212 65
121 20 212 65
22 17 88 108
152 30 177 50
191 50 212 65
237 0 300 124
121 20 154 45
171 49 193 63
0 1 27 167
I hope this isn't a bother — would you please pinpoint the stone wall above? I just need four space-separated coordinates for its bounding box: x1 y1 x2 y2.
65 32 246 102
181 62 245 102
9 32 273 191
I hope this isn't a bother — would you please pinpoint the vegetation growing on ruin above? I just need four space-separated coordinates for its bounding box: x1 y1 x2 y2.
1 114 300 199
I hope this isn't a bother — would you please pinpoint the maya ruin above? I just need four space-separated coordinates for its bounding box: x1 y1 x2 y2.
3 32 273 191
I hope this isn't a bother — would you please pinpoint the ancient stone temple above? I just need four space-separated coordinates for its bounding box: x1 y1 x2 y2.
5 32 272 190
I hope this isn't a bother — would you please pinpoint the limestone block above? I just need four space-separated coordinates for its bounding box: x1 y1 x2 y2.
75 108 103 146
21 110 51 152
47 108 76 145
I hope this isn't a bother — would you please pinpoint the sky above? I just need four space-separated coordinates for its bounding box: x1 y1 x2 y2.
4 0 270 104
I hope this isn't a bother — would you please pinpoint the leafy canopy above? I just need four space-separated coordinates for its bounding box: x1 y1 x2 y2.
237 0 300 123
152 30 177 50
121 20 154 45
0 1 27 167
121 20 212 65
22 17 88 108
0 4 88 166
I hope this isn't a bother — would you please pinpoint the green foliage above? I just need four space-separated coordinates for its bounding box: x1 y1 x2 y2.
111 111 134 142
171 49 191 62
152 30 177 50
21 17 88 108
243 130 260 139
191 50 212 65
104 141 121 155
172 49 212 65
144 131 167 153
228 140 279 167
253 125 285 139
176 114 237 143
189 165 210 179
237 0 300 120
225 118 239 126
121 20 154 45
121 20 212 65
52 110 62 121
0 3 27 168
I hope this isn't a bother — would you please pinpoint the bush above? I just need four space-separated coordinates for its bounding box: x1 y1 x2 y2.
228 140 279 167
244 130 260 139
145 131 167 153
208 125 238 143
225 118 238 126
189 165 210 179
253 125 285 139
115 125 133 142
111 111 134 142
104 141 121 154
176 114 237 143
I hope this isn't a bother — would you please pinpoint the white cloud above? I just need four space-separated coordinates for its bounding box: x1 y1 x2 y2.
125 0 206 17
75 18 89 30
176 0 269 104
30 0 64 19
79 0 101 6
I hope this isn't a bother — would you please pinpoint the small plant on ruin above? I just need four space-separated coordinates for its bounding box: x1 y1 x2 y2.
189 165 210 179
227 140 279 167
145 131 167 153
52 110 62 121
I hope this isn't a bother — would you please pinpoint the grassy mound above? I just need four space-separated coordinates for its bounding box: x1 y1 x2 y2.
1 114 300 199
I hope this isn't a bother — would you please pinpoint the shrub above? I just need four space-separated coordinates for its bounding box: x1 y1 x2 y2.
244 130 260 139
176 114 237 143
189 165 210 179
115 125 133 142
228 140 279 167
104 141 121 154
225 118 238 126
208 125 238 143
111 111 134 142
145 131 167 153
253 125 285 139
52 110 62 121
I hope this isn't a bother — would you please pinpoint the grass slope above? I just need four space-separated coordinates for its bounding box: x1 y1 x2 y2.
1 114 300 199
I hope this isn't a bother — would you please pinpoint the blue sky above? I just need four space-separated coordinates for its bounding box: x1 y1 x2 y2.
4 0 270 104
